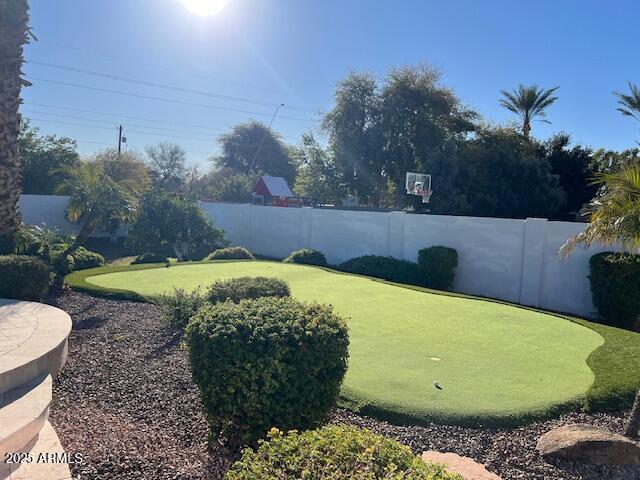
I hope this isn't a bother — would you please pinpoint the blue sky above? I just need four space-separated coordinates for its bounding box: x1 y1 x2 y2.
22 0 640 169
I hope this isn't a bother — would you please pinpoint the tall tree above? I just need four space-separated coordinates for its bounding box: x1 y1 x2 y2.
19 120 80 194
294 133 345 205
322 72 384 206
214 121 296 184
615 82 640 141
92 148 151 190
560 162 640 438
146 142 187 192
0 0 31 251
499 84 559 138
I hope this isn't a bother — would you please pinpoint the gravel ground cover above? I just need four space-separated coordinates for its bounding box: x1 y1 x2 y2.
47 289 640 480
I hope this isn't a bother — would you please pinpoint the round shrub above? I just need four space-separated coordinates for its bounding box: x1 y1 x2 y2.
0 255 52 301
339 255 426 286
226 424 460 480
206 246 254 261
185 297 349 447
158 287 207 329
418 246 458 291
69 246 105 270
51 250 75 275
589 252 640 328
131 252 169 264
207 276 290 304
283 248 328 266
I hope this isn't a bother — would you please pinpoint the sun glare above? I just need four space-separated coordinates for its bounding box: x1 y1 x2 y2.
180 0 227 16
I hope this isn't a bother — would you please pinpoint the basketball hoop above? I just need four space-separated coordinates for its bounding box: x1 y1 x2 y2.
406 172 433 204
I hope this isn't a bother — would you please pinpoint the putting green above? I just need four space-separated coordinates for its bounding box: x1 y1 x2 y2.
84 261 604 426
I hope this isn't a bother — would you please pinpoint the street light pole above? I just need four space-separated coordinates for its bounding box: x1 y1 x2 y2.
249 103 285 172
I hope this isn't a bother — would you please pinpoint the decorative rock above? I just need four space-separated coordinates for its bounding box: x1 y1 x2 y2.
421 451 502 480
537 423 640 465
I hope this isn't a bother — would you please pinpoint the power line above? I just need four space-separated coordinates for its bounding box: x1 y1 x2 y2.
27 76 313 121
28 60 319 113
56 138 215 157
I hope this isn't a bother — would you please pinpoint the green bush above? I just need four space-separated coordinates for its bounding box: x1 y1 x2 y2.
206 246 254 261
50 246 76 275
207 276 290 304
131 252 169 264
185 297 349 447
226 424 460 480
339 255 426 286
0 255 52 301
283 248 328 266
589 252 640 328
418 246 458 291
70 246 105 270
158 287 207 329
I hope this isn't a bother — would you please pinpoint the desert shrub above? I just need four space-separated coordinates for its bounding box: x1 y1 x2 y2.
339 255 425 286
589 252 640 328
0 255 52 301
226 424 460 480
131 252 169 264
418 246 458 291
70 246 105 270
158 287 207 329
207 276 290 304
126 191 227 261
206 246 254 260
283 248 328 266
185 297 349 447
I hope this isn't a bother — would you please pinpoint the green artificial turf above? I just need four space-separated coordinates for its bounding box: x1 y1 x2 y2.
69 260 640 427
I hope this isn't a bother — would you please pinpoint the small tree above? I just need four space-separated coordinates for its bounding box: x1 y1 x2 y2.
126 191 226 261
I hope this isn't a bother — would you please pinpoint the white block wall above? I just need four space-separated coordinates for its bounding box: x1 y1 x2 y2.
20 195 610 318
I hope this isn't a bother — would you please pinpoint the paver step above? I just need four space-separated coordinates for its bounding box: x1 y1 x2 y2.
0 421 72 480
0 300 71 397
0 373 52 464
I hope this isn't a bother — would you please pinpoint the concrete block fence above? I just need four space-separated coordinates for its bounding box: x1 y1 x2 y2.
20 195 610 318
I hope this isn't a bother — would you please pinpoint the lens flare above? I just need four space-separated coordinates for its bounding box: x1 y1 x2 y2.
180 0 227 16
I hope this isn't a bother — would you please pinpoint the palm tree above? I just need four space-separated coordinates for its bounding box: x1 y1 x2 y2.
0 0 32 251
499 84 559 138
56 162 143 255
615 82 640 141
560 162 640 438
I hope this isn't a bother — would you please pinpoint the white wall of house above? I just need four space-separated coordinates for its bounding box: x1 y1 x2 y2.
21 194 608 318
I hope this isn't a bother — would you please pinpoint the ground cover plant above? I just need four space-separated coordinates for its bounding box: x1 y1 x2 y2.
185 296 349 447
132 252 169 264
283 248 328 266
68 260 629 427
226 424 461 479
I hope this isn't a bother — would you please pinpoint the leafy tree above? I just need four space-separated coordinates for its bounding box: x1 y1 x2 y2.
560 162 640 438
203 167 257 203
322 72 385 206
592 147 640 174
56 161 144 254
92 148 151 190
499 84 559 138
615 82 640 123
457 127 565 218
214 121 296 184
0 0 31 252
541 134 597 220
19 121 80 194
294 133 344 204
146 142 187 191
126 191 227 260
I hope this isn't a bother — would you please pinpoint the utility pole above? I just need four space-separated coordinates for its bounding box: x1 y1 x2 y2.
117 125 123 155
249 103 284 172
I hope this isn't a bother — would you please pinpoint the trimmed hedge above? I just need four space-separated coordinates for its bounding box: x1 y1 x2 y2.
71 246 105 270
418 246 458 291
207 276 290 304
589 252 640 328
49 244 105 273
206 246 254 261
283 248 328 266
185 297 349 447
158 287 207 329
226 424 460 480
339 255 426 286
132 252 169 264
0 255 52 301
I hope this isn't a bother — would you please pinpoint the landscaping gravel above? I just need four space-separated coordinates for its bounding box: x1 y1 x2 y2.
47 289 640 480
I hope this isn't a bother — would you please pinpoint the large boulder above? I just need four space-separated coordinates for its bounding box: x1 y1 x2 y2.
537 423 640 465
421 451 502 479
